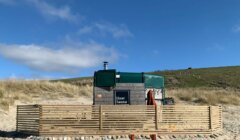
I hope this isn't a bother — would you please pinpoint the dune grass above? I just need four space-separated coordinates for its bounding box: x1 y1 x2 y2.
52 77 93 87
167 88 240 105
0 80 92 110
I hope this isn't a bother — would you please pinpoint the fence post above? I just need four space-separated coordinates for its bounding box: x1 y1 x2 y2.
220 106 223 129
209 106 212 130
130 134 134 140
99 105 102 130
151 134 156 140
159 105 162 124
155 106 158 130
16 105 19 132
39 105 42 136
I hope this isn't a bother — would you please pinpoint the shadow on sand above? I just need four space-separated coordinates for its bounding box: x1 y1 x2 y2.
0 130 30 139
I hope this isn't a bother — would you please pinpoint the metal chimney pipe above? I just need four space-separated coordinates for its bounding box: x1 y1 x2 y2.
103 61 108 70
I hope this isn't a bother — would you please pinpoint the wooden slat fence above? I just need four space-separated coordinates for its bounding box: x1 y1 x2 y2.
16 105 222 136
16 105 40 135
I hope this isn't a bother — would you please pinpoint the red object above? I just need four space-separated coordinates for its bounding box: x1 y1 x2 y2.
148 91 157 140
147 90 156 106
151 134 157 140
130 134 134 140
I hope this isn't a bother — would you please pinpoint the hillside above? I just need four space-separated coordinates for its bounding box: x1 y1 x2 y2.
52 77 93 87
0 80 92 110
152 66 240 88
55 66 240 89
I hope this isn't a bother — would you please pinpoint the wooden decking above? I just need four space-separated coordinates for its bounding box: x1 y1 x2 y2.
16 105 222 136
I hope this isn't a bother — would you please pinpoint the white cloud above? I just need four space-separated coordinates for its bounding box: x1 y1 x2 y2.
0 0 80 22
25 0 79 22
78 26 93 35
96 23 133 39
0 42 118 73
78 22 133 39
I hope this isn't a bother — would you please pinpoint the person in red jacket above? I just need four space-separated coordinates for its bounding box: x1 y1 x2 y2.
147 90 156 106
147 90 157 140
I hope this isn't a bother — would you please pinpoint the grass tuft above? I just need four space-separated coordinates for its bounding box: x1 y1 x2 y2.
167 88 240 105
0 80 92 110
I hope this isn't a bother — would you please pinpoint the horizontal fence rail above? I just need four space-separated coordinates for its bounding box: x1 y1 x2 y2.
16 105 222 136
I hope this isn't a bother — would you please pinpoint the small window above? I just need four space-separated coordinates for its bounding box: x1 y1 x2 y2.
114 90 130 105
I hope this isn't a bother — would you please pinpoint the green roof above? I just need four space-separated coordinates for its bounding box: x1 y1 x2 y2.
94 69 116 87
94 70 164 88
116 72 144 83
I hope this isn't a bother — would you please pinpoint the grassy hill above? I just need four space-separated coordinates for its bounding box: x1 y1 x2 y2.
0 80 92 110
152 66 240 88
55 66 240 89
52 77 93 86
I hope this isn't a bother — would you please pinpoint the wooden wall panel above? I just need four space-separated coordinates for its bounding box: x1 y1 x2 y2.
94 83 145 105
17 105 222 136
16 105 40 135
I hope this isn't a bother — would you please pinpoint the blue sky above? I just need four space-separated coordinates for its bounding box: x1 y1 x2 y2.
0 0 240 79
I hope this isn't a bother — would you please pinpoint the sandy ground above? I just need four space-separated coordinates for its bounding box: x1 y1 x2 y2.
221 106 240 140
0 97 93 132
0 98 239 140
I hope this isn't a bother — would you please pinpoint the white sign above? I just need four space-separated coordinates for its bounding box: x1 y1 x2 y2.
145 88 163 99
